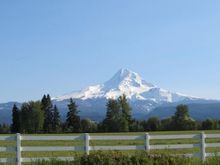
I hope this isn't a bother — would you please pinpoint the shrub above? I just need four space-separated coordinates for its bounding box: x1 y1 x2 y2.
28 151 220 165
74 151 199 165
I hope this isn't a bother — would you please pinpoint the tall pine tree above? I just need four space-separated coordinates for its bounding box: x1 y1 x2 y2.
118 94 132 132
171 104 196 130
104 99 121 132
41 94 53 133
11 104 20 133
30 101 44 133
66 98 81 132
52 105 61 133
102 94 132 132
20 101 44 133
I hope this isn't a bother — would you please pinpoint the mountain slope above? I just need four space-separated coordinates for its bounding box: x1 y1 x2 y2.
51 68 217 121
54 68 198 104
1 68 219 124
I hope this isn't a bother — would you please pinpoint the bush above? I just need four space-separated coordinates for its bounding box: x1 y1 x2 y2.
204 156 220 165
29 159 74 165
28 151 220 165
74 151 198 165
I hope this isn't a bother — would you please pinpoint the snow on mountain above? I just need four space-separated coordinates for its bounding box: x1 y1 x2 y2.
54 68 196 103
0 69 219 124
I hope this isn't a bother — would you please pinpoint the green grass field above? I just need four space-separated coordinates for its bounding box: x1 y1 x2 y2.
1 130 220 159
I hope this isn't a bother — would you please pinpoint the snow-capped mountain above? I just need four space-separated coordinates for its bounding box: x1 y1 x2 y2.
1 68 220 124
54 68 197 103
50 68 220 121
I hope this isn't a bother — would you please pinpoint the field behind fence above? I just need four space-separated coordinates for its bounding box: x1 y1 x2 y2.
1 131 220 164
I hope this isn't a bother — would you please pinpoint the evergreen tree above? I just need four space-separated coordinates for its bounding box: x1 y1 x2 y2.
41 94 53 133
129 120 144 132
160 118 172 130
0 124 10 133
20 103 31 133
11 104 20 133
202 119 214 130
118 94 132 132
144 117 161 131
31 101 44 133
103 99 121 132
66 98 81 132
81 118 97 133
171 105 196 130
52 105 61 133
20 101 44 133
102 95 132 132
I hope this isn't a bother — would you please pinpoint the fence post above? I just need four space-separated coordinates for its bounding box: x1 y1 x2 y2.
145 133 150 152
16 133 21 165
85 133 90 155
200 131 206 162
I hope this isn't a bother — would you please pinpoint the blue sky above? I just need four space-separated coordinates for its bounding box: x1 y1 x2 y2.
1 0 220 102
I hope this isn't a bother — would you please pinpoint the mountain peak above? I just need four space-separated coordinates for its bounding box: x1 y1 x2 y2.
117 68 132 78
108 68 135 82
104 68 154 90
55 68 196 102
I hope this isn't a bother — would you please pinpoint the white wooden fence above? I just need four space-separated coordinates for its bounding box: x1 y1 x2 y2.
0 132 220 164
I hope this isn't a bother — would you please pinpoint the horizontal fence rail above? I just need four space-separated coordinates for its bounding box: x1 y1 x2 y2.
91 145 145 151
0 136 16 141
90 135 144 140
1 132 220 164
150 134 199 140
22 135 83 141
21 146 84 152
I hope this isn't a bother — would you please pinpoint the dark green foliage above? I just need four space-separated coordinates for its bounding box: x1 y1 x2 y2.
201 119 220 130
20 101 44 133
144 117 161 131
172 105 190 125
103 94 132 132
204 156 220 165
11 104 20 133
141 105 197 132
21 103 34 133
202 119 215 130
8 93 220 133
52 105 61 133
41 94 53 133
160 118 172 130
0 123 10 133
13 151 220 165
31 159 74 165
80 118 97 133
118 94 132 132
183 119 197 130
66 98 81 132
129 120 144 132
32 101 44 133
9 94 62 134
74 151 199 165
103 99 121 132
171 105 196 130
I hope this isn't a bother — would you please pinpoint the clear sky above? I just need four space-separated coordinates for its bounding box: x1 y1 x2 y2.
1 0 220 103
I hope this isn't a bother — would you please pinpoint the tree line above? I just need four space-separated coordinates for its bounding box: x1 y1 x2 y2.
10 94 96 133
149 105 220 131
0 94 219 134
99 98 220 132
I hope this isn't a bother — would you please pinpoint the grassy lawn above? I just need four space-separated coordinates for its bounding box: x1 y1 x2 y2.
1 130 220 159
